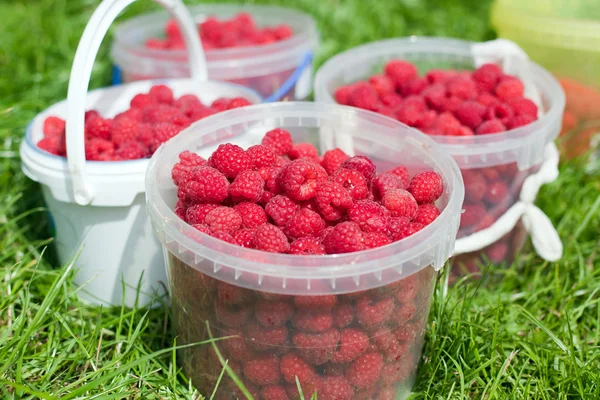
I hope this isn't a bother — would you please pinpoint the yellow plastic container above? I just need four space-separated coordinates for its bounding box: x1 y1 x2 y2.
492 0 600 160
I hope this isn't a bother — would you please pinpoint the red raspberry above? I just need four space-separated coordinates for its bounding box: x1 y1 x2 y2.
246 323 288 351
43 116 65 136
260 385 289 400
332 304 354 328
495 76 524 101
368 74 395 96
508 114 536 129
247 144 277 169
460 203 487 228
264 195 299 227
477 92 498 107
425 69 455 84
381 189 418 219
314 181 353 221
183 166 229 203
321 148 349 175
391 221 424 240
293 310 333 333
254 223 290 253
111 118 139 146
208 143 253 179
259 166 283 196
485 180 509 204
340 156 376 183
330 168 370 201
346 352 384 388
476 214 496 231
371 327 392 351
484 102 514 125
355 296 395 328
130 93 155 109
174 94 203 115
233 202 268 229
280 353 317 384
115 141 147 160
288 142 319 161
278 160 328 201
294 295 337 310
454 101 486 129
446 75 477 100
152 122 181 149
143 104 181 124
472 63 502 92
243 354 281 386
507 97 538 117
363 232 392 249
395 96 428 127
348 83 379 111
115 107 143 122
380 93 403 108
210 97 231 112
416 110 438 130
384 60 418 88
255 300 293 327
205 207 242 235
380 362 411 386
137 123 155 150
423 83 446 111
85 110 100 123
234 228 256 248
216 304 251 327
431 111 460 136
289 237 326 255
476 119 506 134
284 208 326 240
221 329 255 361
185 204 218 225
386 166 410 189
332 328 369 363
320 376 354 400
149 84 174 104
293 329 340 365
386 216 410 238
413 203 441 225
323 221 366 254
347 200 391 233
85 117 112 140
226 97 252 110
262 128 293 156
229 170 264 203
38 135 66 156
217 281 252 306
372 173 404 199
400 77 428 96
85 138 114 160
334 84 354 105
189 106 216 122
462 170 487 202
408 171 444 204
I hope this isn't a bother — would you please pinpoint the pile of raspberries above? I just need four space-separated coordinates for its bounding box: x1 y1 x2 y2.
37 85 251 161
334 61 539 136
146 13 294 51
171 128 444 254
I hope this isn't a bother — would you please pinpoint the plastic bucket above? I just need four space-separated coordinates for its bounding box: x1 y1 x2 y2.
145 102 464 399
492 0 600 161
111 4 319 102
314 37 565 276
19 0 261 307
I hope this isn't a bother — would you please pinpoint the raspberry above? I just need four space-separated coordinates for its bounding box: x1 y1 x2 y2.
130 93 155 109
446 75 477 100
85 138 114 160
384 60 418 88
115 141 147 160
334 85 354 105
332 304 354 328
368 74 395 96
284 208 326 240
320 376 354 400
355 296 395 328
216 304 251 327
347 200 391 233
476 119 506 134
288 142 319 161
111 118 139 146
348 83 379 111
363 232 392 249
371 327 393 351
143 104 181 124
330 168 370 201
400 77 428 96
323 221 366 254
85 117 112 140
208 143 253 179
477 92 498 107
314 181 353 221
381 189 418 219
372 173 404 200
262 128 293 156
226 97 252 110
292 310 333 333
280 353 317 384
413 203 441 225
43 116 65 136
462 170 487 202
386 166 410 189
320 148 348 175
234 228 256 248
472 63 502 92
485 180 509 205
254 223 290 253
476 214 496 230
38 135 66 156
294 295 337 310
454 101 486 129
246 144 277 169
149 85 174 104
460 203 487 228
205 207 242 235
392 221 424 240
293 329 340 365
495 76 524 101
260 385 289 400
340 156 376 183
246 323 288 351
221 329 255 361
255 300 294 327
265 195 300 226
395 96 428 127
137 123 155 149
259 166 283 195
233 202 268 228
423 83 446 111
152 122 181 149
319 225 335 243
382 340 411 362
229 170 264 203
192 223 210 235
243 354 281 386
183 166 229 203
210 97 231 112
217 281 252 306
507 97 538 117
425 69 455 84
289 237 326 255
174 94 202 115
332 328 369 363
346 352 384 388
278 160 328 201
115 107 144 122
408 171 444 204
185 204 218 224
380 93 403 108
484 102 514 125
508 114 536 129
386 216 410 238
380 362 411 386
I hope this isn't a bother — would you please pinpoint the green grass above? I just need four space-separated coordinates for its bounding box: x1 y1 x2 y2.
0 0 599 398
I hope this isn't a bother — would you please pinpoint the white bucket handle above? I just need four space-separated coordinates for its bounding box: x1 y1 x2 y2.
66 0 208 205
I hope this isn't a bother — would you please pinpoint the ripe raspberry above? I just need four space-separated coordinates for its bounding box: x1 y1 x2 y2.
259 166 283 195
477 92 498 106
355 296 395 328
426 69 455 84
255 300 294 327
454 101 486 129
485 180 509 205
174 94 203 115
423 83 446 111
217 281 252 306
384 60 418 88
280 353 317 384
278 160 328 201
85 117 112 140
85 110 100 122
115 107 144 122
289 237 326 255
386 216 410 238
246 323 288 351
85 138 114 160
294 295 337 310
408 171 444 204
507 97 538 117
284 208 326 240
392 221 424 240
386 166 410 189
233 202 268 228
413 203 441 225
152 122 181 149
395 96 428 127
319 225 335 243
332 304 354 328
508 114 536 129
260 385 289 400
293 329 340 365
476 119 506 134
226 97 252 110
331 328 369 363
460 203 487 228
321 148 349 175
340 156 376 183
185 204 218 225
371 327 392 351
432 111 461 135
234 228 256 248
484 102 514 125
183 166 229 203
243 354 281 385
462 170 487 202
372 173 404 199
205 207 242 235
130 93 155 109
320 376 354 400
229 170 264 203
137 123 155 149
216 303 251 327
254 223 290 253
330 168 370 201
265 195 300 226
400 77 428 96
476 214 496 231
380 362 411 386
348 83 379 111
381 189 418 219
368 74 395 96
446 75 477 100
363 232 392 249
143 104 181 124
480 166 500 182
115 141 147 160
149 84 174 104
246 144 277 169
111 118 139 146
495 76 524 101
382 338 411 362
192 223 212 235
314 181 353 221
346 352 384 388
472 63 502 92
221 329 255 361
323 221 366 254
262 128 293 156
380 93 403 108
208 143 253 179
38 135 66 156
347 200 391 233
288 142 319 161
43 116 65 136
334 84 354 105
292 310 333 333
210 97 231 112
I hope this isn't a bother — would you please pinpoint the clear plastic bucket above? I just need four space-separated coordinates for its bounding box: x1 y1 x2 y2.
314 37 565 276
145 102 464 398
111 4 319 101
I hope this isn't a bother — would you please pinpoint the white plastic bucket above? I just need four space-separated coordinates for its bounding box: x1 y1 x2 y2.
111 4 319 101
19 0 261 307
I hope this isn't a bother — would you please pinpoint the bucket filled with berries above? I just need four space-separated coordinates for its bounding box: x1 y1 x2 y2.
145 102 464 399
19 0 261 307
111 4 319 101
314 37 565 277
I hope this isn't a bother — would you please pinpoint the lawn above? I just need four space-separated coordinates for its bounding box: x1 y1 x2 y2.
0 0 599 399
